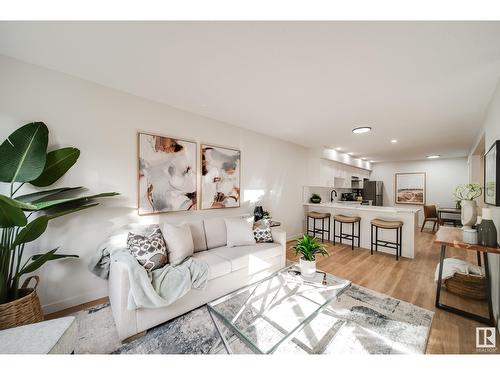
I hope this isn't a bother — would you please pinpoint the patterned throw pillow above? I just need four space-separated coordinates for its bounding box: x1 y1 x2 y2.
127 227 168 271
253 219 273 243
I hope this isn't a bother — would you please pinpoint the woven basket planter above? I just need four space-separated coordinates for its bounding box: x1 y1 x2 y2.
444 272 487 301
0 276 44 330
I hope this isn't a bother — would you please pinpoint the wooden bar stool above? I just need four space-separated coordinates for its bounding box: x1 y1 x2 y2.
371 219 403 260
306 211 331 243
333 214 361 250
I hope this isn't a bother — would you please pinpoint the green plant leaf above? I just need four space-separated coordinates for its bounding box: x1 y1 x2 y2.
19 248 57 275
47 203 99 220
18 248 77 276
30 147 80 187
0 122 48 183
0 195 27 227
31 253 79 261
32 192 119 211
13 215 49 246
0 194 37 210
15 187 83 204
292 234 328 260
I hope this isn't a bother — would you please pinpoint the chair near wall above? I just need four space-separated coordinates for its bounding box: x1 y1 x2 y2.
420 205 440 232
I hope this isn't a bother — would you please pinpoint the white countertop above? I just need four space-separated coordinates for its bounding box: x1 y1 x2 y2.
304 202 421 214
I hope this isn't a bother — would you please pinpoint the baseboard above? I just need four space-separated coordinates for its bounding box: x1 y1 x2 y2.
42 288 109 315
286 233 302 241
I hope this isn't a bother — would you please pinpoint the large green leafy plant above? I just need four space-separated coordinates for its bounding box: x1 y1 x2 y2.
0 122 118 304
292 234 329 261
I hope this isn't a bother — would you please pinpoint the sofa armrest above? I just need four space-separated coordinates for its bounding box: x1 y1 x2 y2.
271 227 286 245
109 259 138 341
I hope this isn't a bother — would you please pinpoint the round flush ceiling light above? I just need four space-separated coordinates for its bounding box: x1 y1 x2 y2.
352 126 372 134
426 154 440 159
391 139 398 143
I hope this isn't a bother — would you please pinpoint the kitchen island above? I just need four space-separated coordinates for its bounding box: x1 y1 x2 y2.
304 202 420 258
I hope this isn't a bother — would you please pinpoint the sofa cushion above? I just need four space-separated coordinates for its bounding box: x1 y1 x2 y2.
209 243 282 272
193 251 231 281
225 217 256 247
162 223 194 265
203 217 227 249
183 221 207 253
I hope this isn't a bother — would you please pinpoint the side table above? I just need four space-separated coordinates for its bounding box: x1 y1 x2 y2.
434 227 499 326
0 316 77 354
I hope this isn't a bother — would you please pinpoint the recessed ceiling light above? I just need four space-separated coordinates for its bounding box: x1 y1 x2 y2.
347 152 353 155
335 147 342 151
369 160 375 163
391 139 398 143
352 126 372 134
426 154 440 159
361 157 366 160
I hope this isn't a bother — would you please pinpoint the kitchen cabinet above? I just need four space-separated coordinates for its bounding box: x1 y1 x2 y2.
315 157 371 188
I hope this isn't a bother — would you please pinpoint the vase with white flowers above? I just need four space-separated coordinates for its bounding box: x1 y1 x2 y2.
453 183 482 228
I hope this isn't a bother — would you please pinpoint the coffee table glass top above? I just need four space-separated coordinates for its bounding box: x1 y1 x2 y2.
207 264 351 354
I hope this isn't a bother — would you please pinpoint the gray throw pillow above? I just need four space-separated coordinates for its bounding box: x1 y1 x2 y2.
253 219 273 243
127 227 168 271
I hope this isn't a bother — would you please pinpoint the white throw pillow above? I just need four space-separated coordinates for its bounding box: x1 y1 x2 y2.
162 223 195 265
225 217 257 247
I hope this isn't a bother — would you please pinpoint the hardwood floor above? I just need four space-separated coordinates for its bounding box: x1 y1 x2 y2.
44 297 109 321
286 229 499 354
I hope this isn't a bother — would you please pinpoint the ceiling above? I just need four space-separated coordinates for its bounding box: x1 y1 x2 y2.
1 21 500 162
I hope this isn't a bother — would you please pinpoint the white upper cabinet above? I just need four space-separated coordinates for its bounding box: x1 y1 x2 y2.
310 154 371 187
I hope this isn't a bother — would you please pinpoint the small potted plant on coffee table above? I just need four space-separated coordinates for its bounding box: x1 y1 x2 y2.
292 234 328 277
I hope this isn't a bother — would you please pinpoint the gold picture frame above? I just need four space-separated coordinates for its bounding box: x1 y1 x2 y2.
137 131 198 215
395 172 426 205
200 143 241 210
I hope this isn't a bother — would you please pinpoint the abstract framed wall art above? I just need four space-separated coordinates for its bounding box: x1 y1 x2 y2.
484 140 500 206
138 132 197 215
201 144 241 209
395 172 426 205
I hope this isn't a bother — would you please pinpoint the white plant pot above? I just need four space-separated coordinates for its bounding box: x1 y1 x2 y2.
461 200 477 229
300 258 317 278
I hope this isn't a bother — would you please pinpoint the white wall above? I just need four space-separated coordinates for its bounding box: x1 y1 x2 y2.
0 55 308 313
469 154 485 210
370 158 469 223
474 79 500 332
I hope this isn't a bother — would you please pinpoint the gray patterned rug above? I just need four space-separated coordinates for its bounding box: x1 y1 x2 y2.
71 284 433 354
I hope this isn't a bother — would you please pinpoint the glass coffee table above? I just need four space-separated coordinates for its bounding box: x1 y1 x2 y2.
207 264 351 354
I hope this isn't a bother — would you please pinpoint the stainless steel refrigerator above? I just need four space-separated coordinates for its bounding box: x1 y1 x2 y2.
363 181 384 206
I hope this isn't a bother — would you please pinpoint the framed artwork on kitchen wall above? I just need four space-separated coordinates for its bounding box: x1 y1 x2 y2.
395 172 426 205
484 140 500 206
137 132 197 215
201 144 241 209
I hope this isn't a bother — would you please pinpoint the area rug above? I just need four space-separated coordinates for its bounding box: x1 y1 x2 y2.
71 284 433 354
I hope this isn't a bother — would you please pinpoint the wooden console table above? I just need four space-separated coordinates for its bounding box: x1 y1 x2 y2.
434 227 499 326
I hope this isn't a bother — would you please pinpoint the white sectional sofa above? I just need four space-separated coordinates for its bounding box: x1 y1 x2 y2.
109 217 286 341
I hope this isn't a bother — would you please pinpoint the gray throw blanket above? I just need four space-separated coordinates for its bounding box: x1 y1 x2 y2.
89 224 209 310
